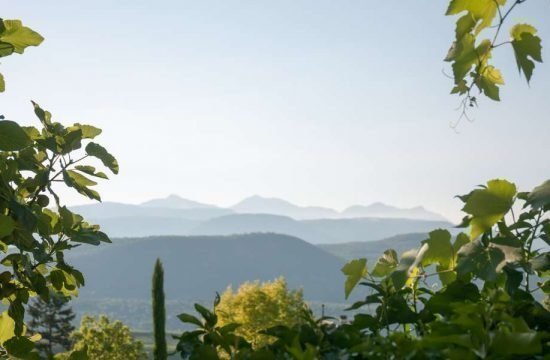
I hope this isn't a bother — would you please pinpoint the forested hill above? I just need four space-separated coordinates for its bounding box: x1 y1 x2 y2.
68 233 347 303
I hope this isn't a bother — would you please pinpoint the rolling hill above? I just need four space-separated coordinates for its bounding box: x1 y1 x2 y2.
69 233 347 302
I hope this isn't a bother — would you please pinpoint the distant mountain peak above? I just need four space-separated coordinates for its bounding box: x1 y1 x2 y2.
232 195 338 220
343 203 447 221
141 195 215 209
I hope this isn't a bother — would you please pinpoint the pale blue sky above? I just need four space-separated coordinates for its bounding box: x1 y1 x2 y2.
1 0 549 221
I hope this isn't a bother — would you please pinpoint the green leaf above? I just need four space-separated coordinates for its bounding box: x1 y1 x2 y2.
67 346 89 360
446 0 505 35
177 313 203 327
0 42 15 57
194 304 217 327
511 24 543 83
476 65 504 101
4 336 34 358
371 249 398 277
63 170 101 201
74 165 108 179
419 229 453 268
0 311 15 345
85 142 119 174
491 331 542 355
0 215 16 238
456 239 520 281
0 73 4 92
31 101 52 126
0 120 32 151
67 124 102 139
390 250 417 289
341 258 367 299
0 20 44 54
462 179 516 239
526 179 550 210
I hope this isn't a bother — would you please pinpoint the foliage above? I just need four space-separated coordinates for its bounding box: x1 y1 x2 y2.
27 292 76 358
0 101 117 358
444 0 544 123
152 258 167 360
173 178 550 359
215 278 307 349
56 315 147 360
0 15 117 357
0 18 43 92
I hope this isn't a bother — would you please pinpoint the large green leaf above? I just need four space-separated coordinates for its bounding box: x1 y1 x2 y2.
0 120 32 151
511 24 543 83
341 258 367 299
85 142 119 174
0 20 44 54
462 179 516 239
420 229 453 268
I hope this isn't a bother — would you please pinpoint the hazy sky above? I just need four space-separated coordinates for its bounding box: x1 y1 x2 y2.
1 0 549 221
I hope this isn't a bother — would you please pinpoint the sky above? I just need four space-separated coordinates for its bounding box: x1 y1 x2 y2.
1 0 549 222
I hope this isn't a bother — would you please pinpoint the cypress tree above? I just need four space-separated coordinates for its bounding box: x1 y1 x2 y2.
152 258 167 360
27 293 76 358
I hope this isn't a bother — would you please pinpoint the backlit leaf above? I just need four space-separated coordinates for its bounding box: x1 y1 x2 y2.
341 258 367 299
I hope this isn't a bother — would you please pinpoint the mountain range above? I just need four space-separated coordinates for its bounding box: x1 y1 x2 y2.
71 194 448 222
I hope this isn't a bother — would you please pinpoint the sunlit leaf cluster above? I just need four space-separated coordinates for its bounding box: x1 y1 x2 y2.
444 0 543 123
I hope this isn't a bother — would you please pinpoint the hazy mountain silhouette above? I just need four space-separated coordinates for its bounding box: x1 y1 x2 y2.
69 234 346 302
188 214 326 242
70 202 232 221
141 194 216 209
188 214 452 244
68 196 449 224
231 195 339 219
342 202 447 221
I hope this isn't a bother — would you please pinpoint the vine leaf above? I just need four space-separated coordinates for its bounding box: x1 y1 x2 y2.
461 179 517 239
511 24 543 83
446 0 506 36
341 258 367 299
371 249 398 277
